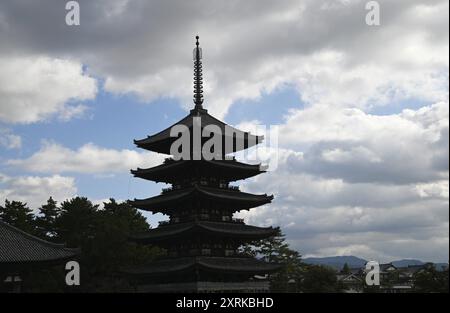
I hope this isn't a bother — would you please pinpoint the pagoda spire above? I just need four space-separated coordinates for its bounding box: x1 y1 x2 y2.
193 35 204 110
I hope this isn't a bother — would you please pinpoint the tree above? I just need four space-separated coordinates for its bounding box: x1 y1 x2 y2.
88 199 159 274
300 264 343 293
56 197 98 248
0 199 35 234
243 228 344 293
34 197 60 240
413 264 449 293
1 196 162 292
53 197 162 291
342 263 351 274
242 228 304 292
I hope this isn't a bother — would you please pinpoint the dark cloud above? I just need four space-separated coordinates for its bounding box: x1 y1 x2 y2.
1 0 448 115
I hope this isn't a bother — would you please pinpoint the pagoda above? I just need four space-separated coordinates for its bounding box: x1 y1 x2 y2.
126 36 280 292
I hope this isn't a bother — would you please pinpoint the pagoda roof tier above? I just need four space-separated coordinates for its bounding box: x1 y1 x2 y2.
131 159 265 183
134 108 263 155
129 185 273 213
130 221 278 244
124 256 281 276
0 221 80 266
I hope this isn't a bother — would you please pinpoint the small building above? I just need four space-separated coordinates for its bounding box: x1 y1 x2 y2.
0 220 79 292
337 272 364 293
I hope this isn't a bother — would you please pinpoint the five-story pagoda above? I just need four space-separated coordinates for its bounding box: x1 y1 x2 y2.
127 36 280 292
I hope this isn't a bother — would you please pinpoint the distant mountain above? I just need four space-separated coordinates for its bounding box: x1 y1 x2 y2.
391 259 424 267
303 256 448 271
303 256 367 270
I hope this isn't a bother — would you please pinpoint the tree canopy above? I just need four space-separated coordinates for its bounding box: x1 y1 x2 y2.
0 197 162 292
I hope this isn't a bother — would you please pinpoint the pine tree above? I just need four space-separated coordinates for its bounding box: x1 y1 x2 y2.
54 197 160 291
300 264 343 293
413 264 449 293
244 228 304 292
342 262 351 274
56 197 99 247
0 199 35 234
35 197 60 240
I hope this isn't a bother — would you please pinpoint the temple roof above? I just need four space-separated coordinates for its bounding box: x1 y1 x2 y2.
124 256 281 276
134 108 263 155
130 221 278 243
0 221 79 265
129 184 273 213
131 158 265 183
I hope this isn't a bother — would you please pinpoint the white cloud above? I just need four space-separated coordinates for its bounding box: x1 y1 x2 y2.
277 102 449 184
7 141 164 174
105 0 448 116
0 56 97 124
0 129 21 149
57 103 90 122
0 0 447 118
0 173 77 209
237 173 449 262
235 102 449 262
416 181 449 199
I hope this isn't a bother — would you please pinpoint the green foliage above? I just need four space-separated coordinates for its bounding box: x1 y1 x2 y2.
413 264 449 293
0 199 36 234
244 228 303 292
244 228 345 293
56 197 99 248
300 264 343 293
342 263 351 274
2 196 162 292
34 197 60 240
53 197 162 291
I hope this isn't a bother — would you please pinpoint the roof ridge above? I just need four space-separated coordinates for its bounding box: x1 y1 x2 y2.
0 220 77 252
199 220 274 230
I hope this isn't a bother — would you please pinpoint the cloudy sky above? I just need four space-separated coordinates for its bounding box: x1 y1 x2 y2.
0 0 448 263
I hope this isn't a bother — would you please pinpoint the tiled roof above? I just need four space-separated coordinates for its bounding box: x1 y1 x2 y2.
124 256 281 276
0 221 79 265
133 109 263 154
130 221 278 243
397 265 426 275
130 184 273 213
131 159 264 183
380 263 397 271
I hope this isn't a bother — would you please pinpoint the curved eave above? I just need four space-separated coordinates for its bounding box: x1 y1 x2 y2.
133 111 263 154
198 257 281 274
0 221 80 265
134 113 193 148
134 135 263 155
129 185 273 213
123 257 281 276
130 221 278 244
131 160 264 183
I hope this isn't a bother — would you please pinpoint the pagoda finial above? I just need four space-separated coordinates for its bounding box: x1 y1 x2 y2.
193 35 204 110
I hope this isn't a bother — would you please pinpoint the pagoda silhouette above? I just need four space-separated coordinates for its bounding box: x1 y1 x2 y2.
127 36 280 292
